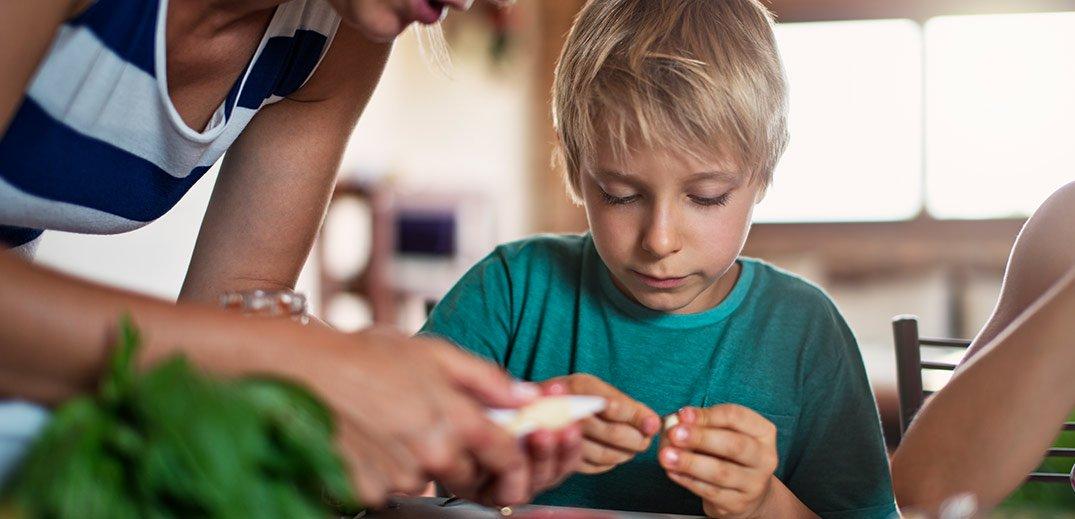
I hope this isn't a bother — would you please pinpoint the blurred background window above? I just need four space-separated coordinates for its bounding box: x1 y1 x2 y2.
759 19 923 223
756 11 1075 223
925 12 1075 219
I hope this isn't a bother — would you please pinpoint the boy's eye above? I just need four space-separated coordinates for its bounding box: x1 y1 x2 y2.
600 190 640 205
689 193 731 207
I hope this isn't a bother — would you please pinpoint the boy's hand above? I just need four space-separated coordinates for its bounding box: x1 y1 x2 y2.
658 405 781 519
543 374 661 474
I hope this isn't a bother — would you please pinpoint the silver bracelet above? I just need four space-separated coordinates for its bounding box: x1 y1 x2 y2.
218 289 309 325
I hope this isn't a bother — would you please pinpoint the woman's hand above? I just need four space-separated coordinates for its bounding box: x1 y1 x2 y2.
287 326 540 507
658 405 792 519
542 373 660 475
438 378 586 503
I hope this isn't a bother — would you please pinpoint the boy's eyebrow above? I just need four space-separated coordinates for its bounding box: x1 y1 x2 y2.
593 169 742 185
594 169 632 179
592 169 642 185
686 171 741 184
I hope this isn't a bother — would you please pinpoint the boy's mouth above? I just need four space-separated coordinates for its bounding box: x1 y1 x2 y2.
630 270 689 290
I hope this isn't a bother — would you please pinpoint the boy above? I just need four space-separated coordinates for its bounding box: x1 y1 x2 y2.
421 0 896 516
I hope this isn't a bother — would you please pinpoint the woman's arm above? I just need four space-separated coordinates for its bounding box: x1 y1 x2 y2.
964 182 1075 358
892 183 1075 512
179 24 389 303
0 250 316 404
0 250 540 506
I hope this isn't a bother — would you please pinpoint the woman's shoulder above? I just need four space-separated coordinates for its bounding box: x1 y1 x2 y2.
967 182 1075 354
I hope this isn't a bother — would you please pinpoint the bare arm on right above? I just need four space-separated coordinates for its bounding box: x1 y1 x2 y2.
892 183 1075 512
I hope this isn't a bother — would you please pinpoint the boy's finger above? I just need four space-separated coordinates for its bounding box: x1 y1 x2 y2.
666 471 746 512
690 405 776 442
579 461 616 474
582 416 652 452
601 396 661 434
551 374 660 435
581 438 635 467
667 425 770 470
659 446 755 492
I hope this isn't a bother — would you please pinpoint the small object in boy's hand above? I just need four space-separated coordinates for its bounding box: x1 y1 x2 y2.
663 413 680 431
500 505 514 516
487 395 606 437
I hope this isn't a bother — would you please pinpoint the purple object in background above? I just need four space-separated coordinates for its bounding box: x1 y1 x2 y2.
396 211 456 257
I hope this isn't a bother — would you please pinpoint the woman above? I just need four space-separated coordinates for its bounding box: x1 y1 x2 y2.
892 182 1075 512
0 0 580 507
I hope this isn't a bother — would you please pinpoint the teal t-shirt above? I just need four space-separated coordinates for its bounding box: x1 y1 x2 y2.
420 234 896 518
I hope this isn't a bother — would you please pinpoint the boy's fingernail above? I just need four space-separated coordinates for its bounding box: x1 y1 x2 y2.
644 415 661 434
679 407 697 423
662 447 679 466
512 382 540 400
672 426 688 443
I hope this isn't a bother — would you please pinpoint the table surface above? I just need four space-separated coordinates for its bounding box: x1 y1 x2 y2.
358 497 703 519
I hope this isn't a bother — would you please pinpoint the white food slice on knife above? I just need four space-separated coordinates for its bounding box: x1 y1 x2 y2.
487 395 607 437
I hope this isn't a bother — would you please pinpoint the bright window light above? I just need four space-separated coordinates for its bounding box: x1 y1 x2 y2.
925 12 1075 219
757 19 923 223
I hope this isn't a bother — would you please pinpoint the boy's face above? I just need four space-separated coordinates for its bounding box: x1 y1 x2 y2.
582 142 760 314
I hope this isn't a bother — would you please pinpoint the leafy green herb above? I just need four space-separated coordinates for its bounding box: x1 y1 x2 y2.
3 316 359 518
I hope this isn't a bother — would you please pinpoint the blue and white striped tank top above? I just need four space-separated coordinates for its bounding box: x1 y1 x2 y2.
0 0 341 258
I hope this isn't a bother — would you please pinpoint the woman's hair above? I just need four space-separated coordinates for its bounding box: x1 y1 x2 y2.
552 0 790 202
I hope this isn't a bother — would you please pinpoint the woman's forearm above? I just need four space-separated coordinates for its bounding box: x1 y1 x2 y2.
892 268 1075 511
0 253 313 405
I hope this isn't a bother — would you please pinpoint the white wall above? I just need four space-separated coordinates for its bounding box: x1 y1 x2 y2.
339 27 536 243
32 164 320 309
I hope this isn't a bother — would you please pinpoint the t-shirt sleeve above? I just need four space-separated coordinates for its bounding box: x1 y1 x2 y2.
784 300 897 519
418 249 514 365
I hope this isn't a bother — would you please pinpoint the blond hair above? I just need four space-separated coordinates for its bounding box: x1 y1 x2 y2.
552 0 789 202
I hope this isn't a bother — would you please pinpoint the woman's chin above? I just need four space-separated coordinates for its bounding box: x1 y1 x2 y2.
354 18 407 42
336 6 408 43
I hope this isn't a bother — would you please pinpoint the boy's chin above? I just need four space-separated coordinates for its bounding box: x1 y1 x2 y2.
631 290 699 314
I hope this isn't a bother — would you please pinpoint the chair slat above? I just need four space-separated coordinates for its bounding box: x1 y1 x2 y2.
1046 447 1075 458
919 337 972 348
1027 472 1071 484
921 361 958 371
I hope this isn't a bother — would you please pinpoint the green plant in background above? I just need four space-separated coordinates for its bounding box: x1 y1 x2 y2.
2 317 358 518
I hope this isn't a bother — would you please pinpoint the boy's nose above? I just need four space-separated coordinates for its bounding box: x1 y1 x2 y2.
640 208 682 258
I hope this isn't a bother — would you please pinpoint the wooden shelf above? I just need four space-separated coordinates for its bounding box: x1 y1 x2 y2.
743 216 1026 280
